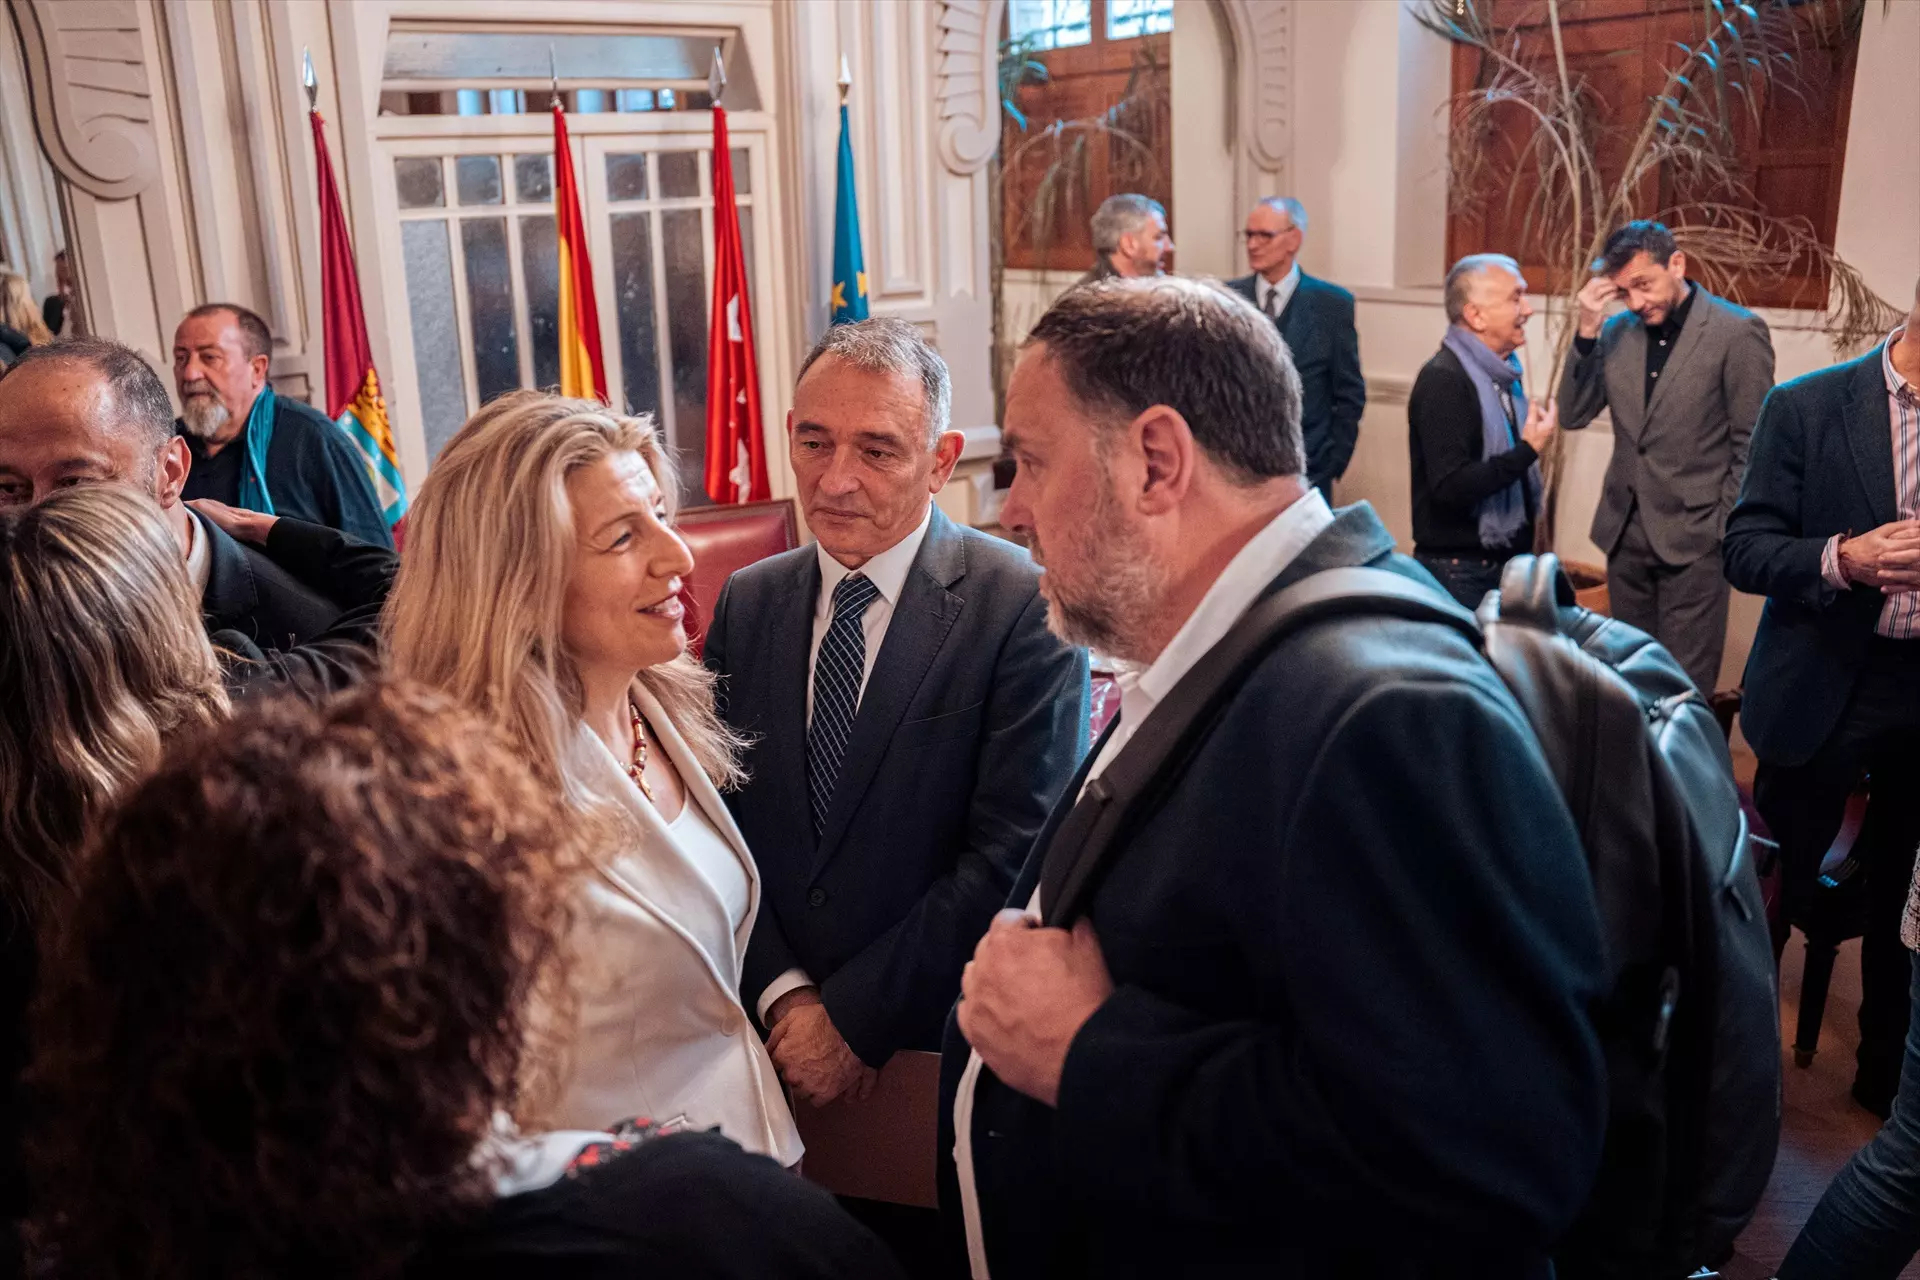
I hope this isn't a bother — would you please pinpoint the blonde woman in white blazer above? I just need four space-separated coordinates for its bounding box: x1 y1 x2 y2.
384 390 802 1166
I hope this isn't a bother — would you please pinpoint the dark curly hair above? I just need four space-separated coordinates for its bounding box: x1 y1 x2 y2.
29 681 579 1279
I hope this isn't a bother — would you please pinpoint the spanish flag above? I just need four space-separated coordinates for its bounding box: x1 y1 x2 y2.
703 103 768 504
308 107 407 528
552 102 607 402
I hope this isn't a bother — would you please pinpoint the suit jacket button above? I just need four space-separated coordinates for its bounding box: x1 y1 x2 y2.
722 1010 743 1037
809 887 828 907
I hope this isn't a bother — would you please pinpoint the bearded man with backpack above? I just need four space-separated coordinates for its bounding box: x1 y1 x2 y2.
940 275 1777 1280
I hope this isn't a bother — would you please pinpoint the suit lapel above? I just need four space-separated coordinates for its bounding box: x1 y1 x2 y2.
1845 348 1898 527
1642 287 1712 424
196 512 260 632
763 552 821 859
1612 320 1650 440
809 509 966 876
634 684 761 956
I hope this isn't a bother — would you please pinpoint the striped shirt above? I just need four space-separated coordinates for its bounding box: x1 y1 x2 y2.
1821 329 1920 638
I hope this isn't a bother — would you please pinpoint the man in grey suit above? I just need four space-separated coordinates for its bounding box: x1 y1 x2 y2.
704 318 1088 1110
1560 220 1775 692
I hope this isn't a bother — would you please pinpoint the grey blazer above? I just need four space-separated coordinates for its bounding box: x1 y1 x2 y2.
1558 287 1775 564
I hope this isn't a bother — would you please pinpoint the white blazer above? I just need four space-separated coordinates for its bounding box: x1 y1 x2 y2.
534 685 803 1166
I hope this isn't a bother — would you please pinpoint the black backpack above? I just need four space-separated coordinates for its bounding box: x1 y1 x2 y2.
1041 553 1778 1278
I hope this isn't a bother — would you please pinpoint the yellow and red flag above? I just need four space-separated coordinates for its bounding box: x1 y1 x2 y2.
308 108 407 528
552 102 607 402
703 104 768 503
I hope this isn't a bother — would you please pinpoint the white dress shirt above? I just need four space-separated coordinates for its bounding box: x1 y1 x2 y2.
953 488 1336 1279
1255 261 1302 323
758 505 934 1022
184 507 213 598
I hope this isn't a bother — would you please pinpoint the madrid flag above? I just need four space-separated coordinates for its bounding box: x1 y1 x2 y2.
552 103 608 402
308 108 407 527
703 106 768 503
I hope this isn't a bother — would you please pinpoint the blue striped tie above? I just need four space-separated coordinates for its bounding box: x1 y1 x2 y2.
808 573 881 835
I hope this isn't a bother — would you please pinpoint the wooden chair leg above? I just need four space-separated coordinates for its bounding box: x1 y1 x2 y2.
1795 934 1842 1069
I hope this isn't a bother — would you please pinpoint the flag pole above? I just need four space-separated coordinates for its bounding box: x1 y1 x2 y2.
302 47 317 112
709 46 726 108
838 53 851 106
549 43 560 111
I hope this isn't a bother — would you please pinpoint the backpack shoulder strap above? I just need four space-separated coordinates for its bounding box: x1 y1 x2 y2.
1039 566 1479 923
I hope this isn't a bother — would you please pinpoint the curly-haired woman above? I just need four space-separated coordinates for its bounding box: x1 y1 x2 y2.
385 391 801 1163
28 681 901 1279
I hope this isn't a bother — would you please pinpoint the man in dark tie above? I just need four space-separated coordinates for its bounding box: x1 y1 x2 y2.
1725 278 1920 1119
704 317 1087 1109
1225 197 1365 501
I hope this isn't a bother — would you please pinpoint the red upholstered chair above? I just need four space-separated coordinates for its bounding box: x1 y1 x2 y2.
674 499 800 658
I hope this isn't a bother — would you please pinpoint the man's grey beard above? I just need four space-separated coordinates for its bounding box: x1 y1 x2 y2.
1031 491 1164 664
178 393 231 441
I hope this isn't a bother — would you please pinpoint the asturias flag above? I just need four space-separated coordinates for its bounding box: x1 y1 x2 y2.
703 105 768 504
308 108 407 528
831 103 868 324
553 103 608 402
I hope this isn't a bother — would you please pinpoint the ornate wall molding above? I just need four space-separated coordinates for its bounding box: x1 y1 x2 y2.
5 0 160 200
935 0 1291 180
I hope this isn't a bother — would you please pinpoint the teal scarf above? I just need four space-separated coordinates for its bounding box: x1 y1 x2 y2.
238 383 277 517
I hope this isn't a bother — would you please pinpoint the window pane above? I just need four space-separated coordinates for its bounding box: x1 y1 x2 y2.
659 151 701 199
606 153 649 202
729 147 750 196
486 88 525 115
1007 0 1091 50
456 88 485 116
455 155 502 205
399 220 467 458
520 214 560 391
395 157 445 209
616 88 656 112
1107 0 1174 40
460 217 520 404
610 212 662 423
661 208 709 491
514 153 552 203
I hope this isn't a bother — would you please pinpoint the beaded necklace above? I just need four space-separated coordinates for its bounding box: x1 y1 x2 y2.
626 698 654 801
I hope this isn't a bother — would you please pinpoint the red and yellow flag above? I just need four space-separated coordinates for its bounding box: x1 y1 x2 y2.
704 105 768 503
308 108 407 528
552 103 607 402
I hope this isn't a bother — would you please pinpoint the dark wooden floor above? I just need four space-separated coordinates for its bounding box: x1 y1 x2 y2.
1722 935 1920 1280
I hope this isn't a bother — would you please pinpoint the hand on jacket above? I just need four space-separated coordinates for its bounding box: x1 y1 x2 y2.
1575 277 1620 340
1840 520 1920 592
189 498 277 545
959 911 1113 1109
766 991 876 1107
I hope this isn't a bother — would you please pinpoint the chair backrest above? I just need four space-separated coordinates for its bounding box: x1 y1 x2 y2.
674 498 800 657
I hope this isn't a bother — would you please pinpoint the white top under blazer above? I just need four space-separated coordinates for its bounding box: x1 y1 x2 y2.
534 684 803 1167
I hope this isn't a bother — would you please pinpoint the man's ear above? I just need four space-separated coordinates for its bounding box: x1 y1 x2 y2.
154 436 191 508
1668 250 1688 284
249 353 271 393
1133 405 1194 516
927 429 966 492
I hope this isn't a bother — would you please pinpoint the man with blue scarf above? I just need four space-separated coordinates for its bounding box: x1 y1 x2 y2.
174 303 391 550
1408 253 1555 608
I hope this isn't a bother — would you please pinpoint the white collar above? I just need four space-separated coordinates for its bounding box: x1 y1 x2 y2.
814 505 933 613
183 508 213 599
1123 488 1336 716
1256 262 1302 306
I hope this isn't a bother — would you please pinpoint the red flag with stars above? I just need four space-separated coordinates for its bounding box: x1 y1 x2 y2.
703 106 768 503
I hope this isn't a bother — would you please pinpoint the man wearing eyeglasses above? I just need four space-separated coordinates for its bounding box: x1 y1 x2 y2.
1226 197 1365 501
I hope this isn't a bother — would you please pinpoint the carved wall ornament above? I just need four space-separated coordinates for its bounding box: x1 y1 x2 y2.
935 0 1291 179
5 0 160 200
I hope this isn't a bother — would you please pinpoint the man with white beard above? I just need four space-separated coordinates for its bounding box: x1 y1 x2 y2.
174 303 391 548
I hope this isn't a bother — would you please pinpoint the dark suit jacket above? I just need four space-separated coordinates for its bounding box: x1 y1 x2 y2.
198 510 342 651
1226 271 1366 490
209 516 398 700
940 503 1608 1280
1725 349 1895 767
1408 344 1539 555
705 507 1089 1064
1559 288 1774 563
